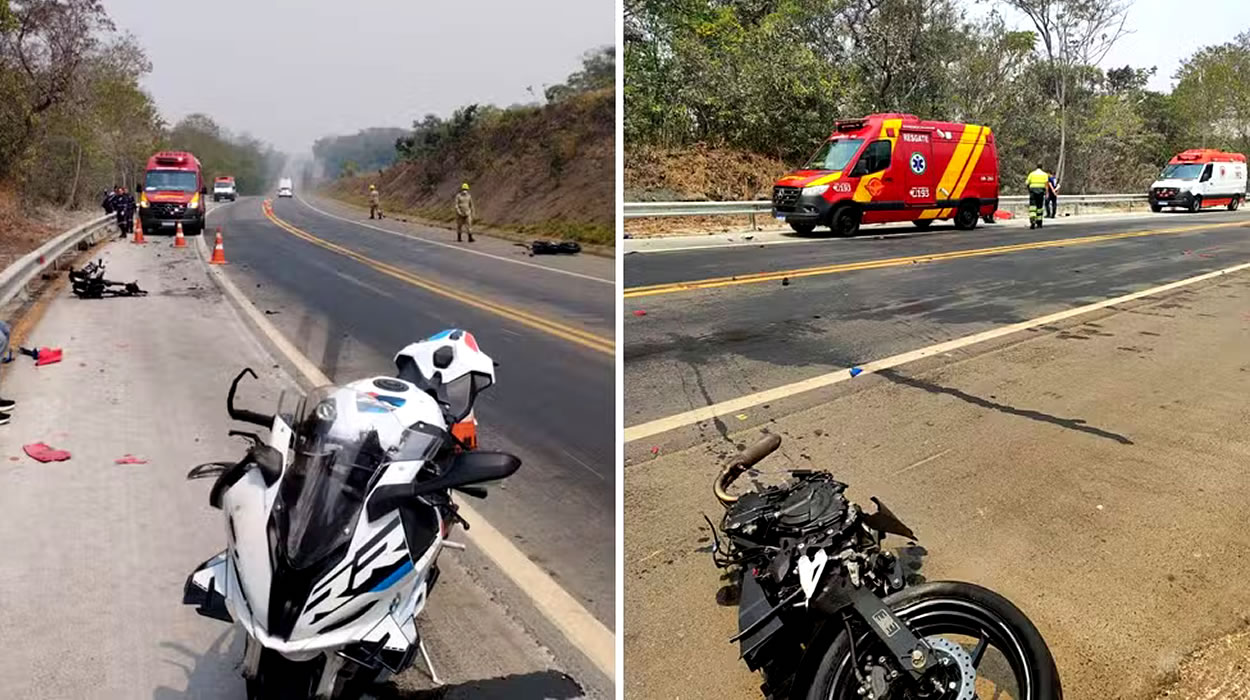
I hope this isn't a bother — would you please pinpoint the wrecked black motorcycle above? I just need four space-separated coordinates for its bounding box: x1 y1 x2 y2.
708 434 1061 699
69 259 146 299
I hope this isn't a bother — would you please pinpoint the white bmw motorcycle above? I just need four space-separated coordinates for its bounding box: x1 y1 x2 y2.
183 329 520 699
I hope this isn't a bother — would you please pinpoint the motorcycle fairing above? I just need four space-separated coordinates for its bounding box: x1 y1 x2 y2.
184 551 231 622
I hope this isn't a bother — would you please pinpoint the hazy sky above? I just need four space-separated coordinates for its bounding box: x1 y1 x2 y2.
102 0 614 154
983 0 1246 91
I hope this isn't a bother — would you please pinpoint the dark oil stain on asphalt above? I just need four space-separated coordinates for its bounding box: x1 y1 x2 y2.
876 368 1134 445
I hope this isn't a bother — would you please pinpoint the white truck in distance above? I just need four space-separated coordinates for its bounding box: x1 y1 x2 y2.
277 178 293 198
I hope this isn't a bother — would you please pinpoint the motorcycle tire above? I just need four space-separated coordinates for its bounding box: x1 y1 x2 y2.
804 581 1061 700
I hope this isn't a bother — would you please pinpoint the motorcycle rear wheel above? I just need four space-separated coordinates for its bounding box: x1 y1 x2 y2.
805 581 1061 700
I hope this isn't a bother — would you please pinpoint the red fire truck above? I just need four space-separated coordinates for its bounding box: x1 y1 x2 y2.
139 151 207 235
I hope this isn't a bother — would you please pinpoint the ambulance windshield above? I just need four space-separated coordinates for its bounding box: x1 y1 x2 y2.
804 139 863 171
1161 163 1203 181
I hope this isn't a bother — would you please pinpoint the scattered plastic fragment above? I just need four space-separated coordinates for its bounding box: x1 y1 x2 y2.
20 347 62 366
632 310 647 316
114 455 148 465
23 443 71 462
781 277 791 286
736 414 748 421
849 367 863 377
651 446 659 455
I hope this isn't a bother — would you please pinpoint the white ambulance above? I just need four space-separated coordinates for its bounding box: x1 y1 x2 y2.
1149 149 1246 212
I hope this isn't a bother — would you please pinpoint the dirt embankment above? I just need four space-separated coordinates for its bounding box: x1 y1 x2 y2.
624 144 793 237
0 186 100 269
323 89 614 246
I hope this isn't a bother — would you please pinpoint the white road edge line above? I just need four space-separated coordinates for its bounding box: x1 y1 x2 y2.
294 195 615 285
195 216 615 680
624 260 1250 443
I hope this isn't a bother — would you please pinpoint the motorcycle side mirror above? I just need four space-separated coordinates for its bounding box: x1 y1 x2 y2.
366 451 522 520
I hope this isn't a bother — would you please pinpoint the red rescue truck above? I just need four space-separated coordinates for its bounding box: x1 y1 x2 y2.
772 113 999 236
139 151 207 235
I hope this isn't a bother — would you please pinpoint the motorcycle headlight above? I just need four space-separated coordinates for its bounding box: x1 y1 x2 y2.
802 184 830 196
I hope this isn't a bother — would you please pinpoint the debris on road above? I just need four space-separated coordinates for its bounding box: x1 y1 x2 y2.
23 442 71 462
69 259 147 299
781 277 790 286
19 346 62 366
633 309 647 317
114 454 148 465
849 366 863 377
520 240 582 256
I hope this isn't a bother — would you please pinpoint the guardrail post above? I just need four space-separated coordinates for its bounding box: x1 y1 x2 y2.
749 212 757 231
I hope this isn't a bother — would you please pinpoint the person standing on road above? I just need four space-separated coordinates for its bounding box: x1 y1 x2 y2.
0 320 15 425
1045 175 1060 219
102 186 120 216
113 186 136 239
1026 165 1050 229
368 184 383 220
454 182 475 243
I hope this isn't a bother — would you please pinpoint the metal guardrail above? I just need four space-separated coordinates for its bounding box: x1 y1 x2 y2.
624 193 1149 218
0 214 113 309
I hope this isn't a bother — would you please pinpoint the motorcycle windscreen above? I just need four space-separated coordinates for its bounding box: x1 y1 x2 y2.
274 386 443 570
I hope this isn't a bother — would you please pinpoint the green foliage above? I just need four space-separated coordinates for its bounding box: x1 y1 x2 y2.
165 114 284 196
312 127 405 180
626 0 1250 195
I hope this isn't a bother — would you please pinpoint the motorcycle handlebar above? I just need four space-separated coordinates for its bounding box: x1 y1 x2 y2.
714 434 782 506
227 368 274 428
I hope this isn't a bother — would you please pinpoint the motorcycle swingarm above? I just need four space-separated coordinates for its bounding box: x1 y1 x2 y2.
812 577 933 680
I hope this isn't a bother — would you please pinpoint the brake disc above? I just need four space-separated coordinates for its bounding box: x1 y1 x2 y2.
923 637 976 700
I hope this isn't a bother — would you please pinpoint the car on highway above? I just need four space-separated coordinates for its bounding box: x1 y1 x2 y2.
1149 149 1246 213
277 177 293 198
139 151 207 235
772 113 999 237
212 175 237 202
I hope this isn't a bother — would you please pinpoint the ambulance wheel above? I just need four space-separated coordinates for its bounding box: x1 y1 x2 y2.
789 222 816 235
912 220 933 230
1229 196 1241 211
829 206 861 237
953 201 980 230
1189 197 1202 213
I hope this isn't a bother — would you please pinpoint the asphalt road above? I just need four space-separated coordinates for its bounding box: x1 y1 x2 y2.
624 265 1250 699
0 233 593 699
623 209 1250 434
211 196 616 631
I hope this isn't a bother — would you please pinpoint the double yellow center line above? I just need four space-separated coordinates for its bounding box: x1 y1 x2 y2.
623 219 1250 299
262 202 614 356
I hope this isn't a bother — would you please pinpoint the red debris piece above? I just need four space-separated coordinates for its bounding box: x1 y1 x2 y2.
633 310 647 317
651 446 660 455
114 455 148 465
23 443 71 462
36 348 62 366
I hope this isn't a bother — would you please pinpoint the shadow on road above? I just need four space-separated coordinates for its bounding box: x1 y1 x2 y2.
373 669 585 699
877 368 1134 445
152 628 245 699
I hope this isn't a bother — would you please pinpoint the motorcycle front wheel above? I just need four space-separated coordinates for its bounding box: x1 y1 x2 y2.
805 581 1061 700
247 649 322 700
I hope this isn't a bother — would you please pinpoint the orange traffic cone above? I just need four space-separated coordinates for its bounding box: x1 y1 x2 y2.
209 228 227 265
132 215 146 244
173 222 187 248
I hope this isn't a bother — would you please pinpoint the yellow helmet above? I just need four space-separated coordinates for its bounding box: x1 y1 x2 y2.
369 184 376 190
461 182 470 191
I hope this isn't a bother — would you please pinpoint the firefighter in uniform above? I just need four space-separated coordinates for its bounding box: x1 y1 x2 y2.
454 182 475 243
368 184 382 220
1026 165 1050 229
